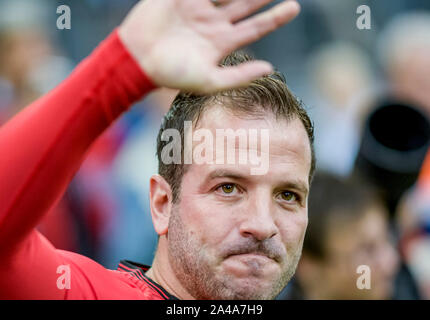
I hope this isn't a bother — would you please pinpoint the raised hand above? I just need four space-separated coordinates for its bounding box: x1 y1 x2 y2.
119 0 300 93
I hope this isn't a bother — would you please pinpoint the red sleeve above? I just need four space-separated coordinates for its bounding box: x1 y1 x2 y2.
0 29 156 299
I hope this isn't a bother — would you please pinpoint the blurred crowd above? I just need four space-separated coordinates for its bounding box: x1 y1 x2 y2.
0 0 429 299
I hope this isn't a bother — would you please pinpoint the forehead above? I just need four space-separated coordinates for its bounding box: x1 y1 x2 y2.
186 105 312 186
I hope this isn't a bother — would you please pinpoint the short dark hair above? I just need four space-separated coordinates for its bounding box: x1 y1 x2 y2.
156 51 315 203
304 172 384 260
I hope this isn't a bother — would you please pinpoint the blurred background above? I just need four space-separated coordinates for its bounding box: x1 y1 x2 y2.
0 0 429 299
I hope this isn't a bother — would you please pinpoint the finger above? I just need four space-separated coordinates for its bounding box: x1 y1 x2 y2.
230 0 300 49
204 60 273 93
221 0 274 23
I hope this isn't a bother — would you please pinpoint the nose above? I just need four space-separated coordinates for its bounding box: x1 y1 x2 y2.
238 192 278 241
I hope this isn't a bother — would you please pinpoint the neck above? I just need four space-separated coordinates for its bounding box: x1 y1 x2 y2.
145 240 196 300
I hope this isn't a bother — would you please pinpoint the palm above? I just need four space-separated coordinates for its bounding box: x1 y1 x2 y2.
120 0 300 93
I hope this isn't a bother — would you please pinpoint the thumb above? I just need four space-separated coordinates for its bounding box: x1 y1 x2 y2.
206 60 274 93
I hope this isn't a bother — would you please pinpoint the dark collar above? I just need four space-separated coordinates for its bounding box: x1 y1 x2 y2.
117 260 179 300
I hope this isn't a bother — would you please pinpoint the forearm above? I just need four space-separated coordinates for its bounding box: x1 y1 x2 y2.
0 29 156 255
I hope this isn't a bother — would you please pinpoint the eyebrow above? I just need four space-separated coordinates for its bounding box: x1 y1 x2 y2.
207 169 250 182
206 169 309 196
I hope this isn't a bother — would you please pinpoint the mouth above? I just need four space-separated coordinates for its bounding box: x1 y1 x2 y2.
226 252 277 263
227 250 278 259
222 253 278 277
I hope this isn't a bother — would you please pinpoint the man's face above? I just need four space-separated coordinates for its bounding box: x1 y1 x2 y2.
167 106 312 299
319 207 399 299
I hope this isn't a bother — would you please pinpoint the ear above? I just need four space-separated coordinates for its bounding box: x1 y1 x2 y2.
149 174 173 236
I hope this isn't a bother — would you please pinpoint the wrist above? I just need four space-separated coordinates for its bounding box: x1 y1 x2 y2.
89 29 158 121
117 22 161 88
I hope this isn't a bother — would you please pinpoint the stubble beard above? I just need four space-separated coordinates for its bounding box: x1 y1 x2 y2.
167 208 303 300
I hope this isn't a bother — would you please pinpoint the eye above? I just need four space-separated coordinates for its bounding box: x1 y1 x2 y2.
215 183 239 196
279 191 298 203
219 183 236 194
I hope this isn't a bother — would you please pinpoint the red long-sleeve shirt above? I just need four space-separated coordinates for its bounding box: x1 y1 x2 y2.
0 30 176 300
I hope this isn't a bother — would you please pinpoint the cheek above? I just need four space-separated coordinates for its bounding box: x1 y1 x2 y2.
178 195 236 247
277 212 308 250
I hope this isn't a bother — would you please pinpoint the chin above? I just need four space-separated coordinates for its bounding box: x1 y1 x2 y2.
216 275 281 300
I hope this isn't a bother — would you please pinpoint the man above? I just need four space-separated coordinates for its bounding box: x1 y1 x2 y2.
282 173 399 300
0 0 313 300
